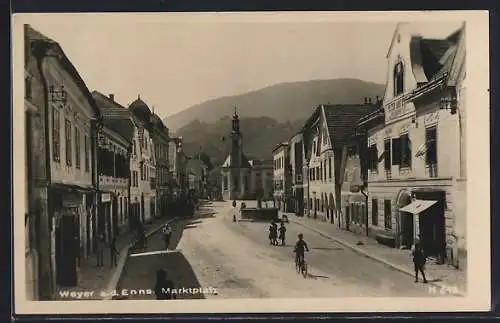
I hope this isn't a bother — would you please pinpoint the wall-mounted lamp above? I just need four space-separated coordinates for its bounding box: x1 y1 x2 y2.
49 85 67 104
440 95 457 114
411 115 418 128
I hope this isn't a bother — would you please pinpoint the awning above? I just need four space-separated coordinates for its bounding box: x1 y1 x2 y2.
399 199 438 214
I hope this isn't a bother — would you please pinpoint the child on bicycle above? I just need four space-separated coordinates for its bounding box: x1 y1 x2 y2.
294 233 309 265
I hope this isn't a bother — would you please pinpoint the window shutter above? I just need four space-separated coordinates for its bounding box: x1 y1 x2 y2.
392 138 401 165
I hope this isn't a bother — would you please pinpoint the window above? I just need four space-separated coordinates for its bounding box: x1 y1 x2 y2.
133 141 136 155
328 158 332 179
84 135 89 172
316 167 320 181
52 107 61 161
25 77 32 100
65 118 72 166
384 199 392 229
75 127 81 169
368 144 378 171
393 61 404 96
140 162 144 181
425 127 438 177
371 199 378 225
384 139 391 170
392 137 401 165
400 134 412 168
320 161 323 181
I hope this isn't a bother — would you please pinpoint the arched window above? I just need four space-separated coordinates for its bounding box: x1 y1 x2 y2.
393 61 404 96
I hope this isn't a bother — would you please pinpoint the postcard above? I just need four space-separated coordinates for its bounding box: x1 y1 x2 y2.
12 10 490 314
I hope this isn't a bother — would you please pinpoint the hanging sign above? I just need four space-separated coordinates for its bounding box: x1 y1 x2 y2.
101 193 111 202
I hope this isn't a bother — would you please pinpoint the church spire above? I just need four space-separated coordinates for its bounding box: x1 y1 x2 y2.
232 106 240 133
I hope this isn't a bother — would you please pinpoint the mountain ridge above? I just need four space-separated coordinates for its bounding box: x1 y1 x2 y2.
163 78 385 132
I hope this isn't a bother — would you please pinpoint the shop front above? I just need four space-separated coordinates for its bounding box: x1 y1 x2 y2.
50 185 92 287
342 191 366 234
397 189 446 263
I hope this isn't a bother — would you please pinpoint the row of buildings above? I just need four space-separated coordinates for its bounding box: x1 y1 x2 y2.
271 23 467 271
24 25 207 300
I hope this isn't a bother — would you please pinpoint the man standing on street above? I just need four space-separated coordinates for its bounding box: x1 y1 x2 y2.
110 235 119 267
95 233 105 267
162 223 173 250
411 240 428 283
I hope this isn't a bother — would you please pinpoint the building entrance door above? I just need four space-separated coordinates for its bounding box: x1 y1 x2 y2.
414 190 446 263
112 195 118 237
55 210 78 287
401 212 414 248
345 206 350 231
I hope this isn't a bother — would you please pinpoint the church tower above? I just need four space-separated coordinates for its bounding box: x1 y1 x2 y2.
230 107 243 168
220 107 252 201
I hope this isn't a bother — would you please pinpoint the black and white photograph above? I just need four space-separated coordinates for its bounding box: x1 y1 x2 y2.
12 11 490 314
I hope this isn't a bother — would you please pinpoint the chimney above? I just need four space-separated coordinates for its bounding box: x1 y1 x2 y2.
109 94 114 101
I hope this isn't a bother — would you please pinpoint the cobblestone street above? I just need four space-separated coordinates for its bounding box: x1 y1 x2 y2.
116 201 449 299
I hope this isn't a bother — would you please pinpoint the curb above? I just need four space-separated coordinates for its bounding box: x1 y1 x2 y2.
103 217 179 300
290 218 465 297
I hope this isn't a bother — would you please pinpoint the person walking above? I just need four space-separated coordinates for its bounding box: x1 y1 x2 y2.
278 222 287 246
95 233 105 267
411 241 428 283
271 222 278 246
162 223 172 250
110 235 119 267
154 269 176 300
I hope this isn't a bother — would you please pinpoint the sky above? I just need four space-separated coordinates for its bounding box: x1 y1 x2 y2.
24 13 463 120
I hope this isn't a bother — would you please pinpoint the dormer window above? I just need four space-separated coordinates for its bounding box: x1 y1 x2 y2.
393 61 404 96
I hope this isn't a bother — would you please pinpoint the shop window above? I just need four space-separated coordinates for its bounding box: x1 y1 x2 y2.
84 135 89 172
384 139 391 171
75 127 81 169
52 107 61 162
393 61 404 96
371 199 378 225
25 77 32 100
368 144 378 171
384 199 392 229
425 127 438 177
65 118 72 166
392 137 401 165
400 133 412 168
328 158 332 179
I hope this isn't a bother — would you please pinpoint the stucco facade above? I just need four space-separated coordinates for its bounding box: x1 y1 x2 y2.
289 132 306 216
272 143 292 212
359 23 466 268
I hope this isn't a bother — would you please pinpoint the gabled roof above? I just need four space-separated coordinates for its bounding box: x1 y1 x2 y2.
322 104 380 147
447 23 466 87
221 153 252 169
92 91 134 145
409 26 462 85
25 25 101 119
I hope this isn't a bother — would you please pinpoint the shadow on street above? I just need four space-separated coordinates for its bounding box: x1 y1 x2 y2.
117 252 206 300
117 220 206 300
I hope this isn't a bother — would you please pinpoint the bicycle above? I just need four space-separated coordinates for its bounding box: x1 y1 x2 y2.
295 254 308 278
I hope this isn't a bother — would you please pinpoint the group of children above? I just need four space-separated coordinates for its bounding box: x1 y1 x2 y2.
268 219 287 246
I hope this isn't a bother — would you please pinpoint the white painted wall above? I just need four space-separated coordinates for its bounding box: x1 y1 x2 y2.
43 57 94 188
